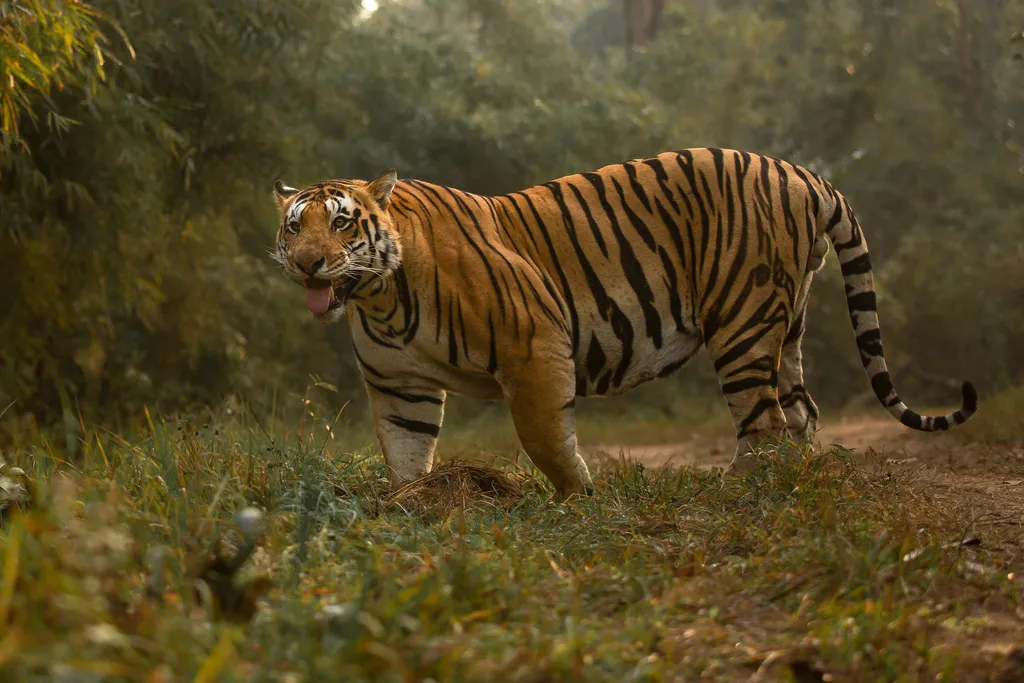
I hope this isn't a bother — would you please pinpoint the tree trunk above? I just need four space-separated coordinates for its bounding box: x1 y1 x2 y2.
624 0 666 54
956 0 976 124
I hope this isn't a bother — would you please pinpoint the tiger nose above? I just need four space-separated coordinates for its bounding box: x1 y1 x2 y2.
294 249 326 274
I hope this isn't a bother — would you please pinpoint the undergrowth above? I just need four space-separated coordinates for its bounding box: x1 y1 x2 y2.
955 385 1024 445
0 403 1021 682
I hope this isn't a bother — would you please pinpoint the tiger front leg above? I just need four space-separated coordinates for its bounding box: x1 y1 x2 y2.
502 357 594 502
366 383 447 488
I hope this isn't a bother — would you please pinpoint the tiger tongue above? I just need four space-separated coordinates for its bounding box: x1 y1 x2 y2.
305 286 332 315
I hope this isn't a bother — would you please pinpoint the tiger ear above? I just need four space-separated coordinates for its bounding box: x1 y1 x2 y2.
365 169 398 209
274 179 298 207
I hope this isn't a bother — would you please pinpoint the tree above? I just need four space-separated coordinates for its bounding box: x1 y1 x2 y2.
624 0 666 53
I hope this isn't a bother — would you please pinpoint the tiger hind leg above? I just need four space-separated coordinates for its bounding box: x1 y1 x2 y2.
778 304 820 443
707 319 790 475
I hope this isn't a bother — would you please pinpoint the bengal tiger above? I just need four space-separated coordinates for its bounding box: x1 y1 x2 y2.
271 148 978 500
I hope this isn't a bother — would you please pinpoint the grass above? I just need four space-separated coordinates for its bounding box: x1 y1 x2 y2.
955 385 1024 445
421 384 733 459
0 395 1022 682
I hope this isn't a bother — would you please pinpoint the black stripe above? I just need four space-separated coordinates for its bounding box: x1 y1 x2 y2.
586 333 606 381
486 312 498 374
721 297 788 348
447 297 458 366
899 410 923 430
657 351 695 378
773 160 801 271
722 157 736 252
721 354 777 384
824 194 844 234
856 329 884 366
357 308 401 349
385 416 440 437
696 171 717 268
733 152 751 253
624 162 653 213
433 268 442 343
366 381 443 405
653 194 686 273
456 296 471 361
352 346 386 378
737 398 780 436
499 194 545 263
846 291 877 312
497 270 522 342
482 195 517 248
840 252 872 277
790 164 821 219
832 203 863 251
757 157 775 254
658 246 684 331
712 319 778 373
566 182 609 258
403 292 420 344
522 275 563 335
722 377 771 395
611 175 656 251
673 152 703 298
709 148 726 193
784 308 806 345
870 371 897 402
642 157 681 215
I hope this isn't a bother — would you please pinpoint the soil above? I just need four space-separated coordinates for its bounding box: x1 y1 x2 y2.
583 413 1024 520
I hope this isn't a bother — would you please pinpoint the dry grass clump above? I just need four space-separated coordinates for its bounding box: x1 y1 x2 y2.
384 460 529 517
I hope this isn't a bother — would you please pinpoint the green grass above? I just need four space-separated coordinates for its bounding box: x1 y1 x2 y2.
0 399 1022 682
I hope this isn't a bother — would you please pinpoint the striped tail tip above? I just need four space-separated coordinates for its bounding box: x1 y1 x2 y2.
958 380 979 423
897 380 979 431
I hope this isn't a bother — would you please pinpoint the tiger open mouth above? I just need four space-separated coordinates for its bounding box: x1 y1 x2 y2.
304 274 360 315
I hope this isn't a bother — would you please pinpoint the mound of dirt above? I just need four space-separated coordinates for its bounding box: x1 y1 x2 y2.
385 461 528 517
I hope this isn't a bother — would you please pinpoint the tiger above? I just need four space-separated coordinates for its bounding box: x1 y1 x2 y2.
271 148 978 500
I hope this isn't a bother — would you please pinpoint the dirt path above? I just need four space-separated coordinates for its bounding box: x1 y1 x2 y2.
585 414 922 469
584 413 1024 519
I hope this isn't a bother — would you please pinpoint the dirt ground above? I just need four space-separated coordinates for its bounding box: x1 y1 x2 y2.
584 414 1024 520
588 415 965 468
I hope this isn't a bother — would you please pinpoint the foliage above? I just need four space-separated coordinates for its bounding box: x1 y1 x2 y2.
2 0 1024 443
0 404 1021 680
0 0 120 139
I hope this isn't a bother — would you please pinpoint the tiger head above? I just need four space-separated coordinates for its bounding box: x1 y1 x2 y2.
271 170 401 323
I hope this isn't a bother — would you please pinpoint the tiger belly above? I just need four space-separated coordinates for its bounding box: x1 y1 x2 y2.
573 321 704 397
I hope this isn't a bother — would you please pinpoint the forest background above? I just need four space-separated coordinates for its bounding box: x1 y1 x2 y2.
3 0 1023 450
